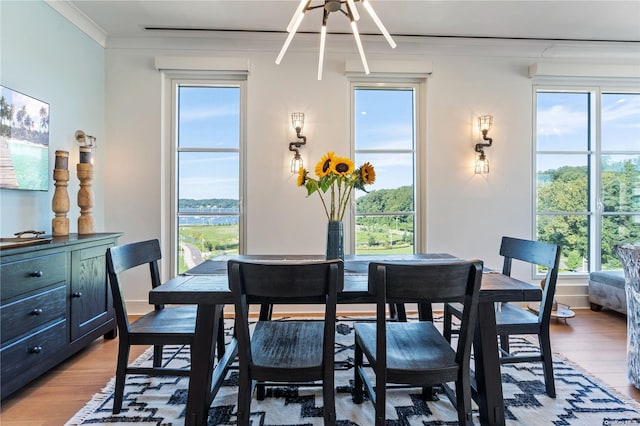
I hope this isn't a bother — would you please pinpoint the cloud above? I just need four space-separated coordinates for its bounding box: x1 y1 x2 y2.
537 105 586 137
602 95 640 128
180 105 236 121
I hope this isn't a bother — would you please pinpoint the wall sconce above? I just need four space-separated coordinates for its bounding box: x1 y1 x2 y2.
289 112 307 173
474 115 493 174
75 130 97 164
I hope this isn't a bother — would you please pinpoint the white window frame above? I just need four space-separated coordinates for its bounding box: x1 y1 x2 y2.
165 75 247 276
349 79 427 254
533 82 640 275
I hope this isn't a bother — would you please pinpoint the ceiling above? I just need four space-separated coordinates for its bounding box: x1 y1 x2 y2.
68 0 640 43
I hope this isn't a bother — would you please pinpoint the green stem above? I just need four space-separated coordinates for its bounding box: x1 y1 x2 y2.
339 184 354 221
314 181 331 220
330 180 336 220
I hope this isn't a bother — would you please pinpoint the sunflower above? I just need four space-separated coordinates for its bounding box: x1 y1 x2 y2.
315 151 335 178
360 162 375 184
331 156 354 177
298 151 376 222
297 167 307 186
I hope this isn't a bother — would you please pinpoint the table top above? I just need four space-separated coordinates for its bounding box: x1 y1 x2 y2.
150 254 542 305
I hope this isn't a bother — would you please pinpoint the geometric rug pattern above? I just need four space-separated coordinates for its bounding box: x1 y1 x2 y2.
66 317 640 425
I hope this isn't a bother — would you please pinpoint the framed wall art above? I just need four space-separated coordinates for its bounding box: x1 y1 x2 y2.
0 85 50 191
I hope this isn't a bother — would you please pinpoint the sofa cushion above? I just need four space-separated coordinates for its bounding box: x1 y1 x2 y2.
589 270 627 314
589 270 626 288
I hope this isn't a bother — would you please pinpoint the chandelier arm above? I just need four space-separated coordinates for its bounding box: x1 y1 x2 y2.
286 0 309 32
277 0 394 79
350 21 369 74
306 4 327 12
361 0 396 48
346 0 360 20
318 9 329 80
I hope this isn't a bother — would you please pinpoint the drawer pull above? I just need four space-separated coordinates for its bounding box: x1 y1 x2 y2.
31 270 43 278
28 346 43 354
30 308 44 316
72 292 82 298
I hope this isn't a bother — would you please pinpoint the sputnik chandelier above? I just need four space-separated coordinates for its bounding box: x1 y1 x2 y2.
275 0 396 80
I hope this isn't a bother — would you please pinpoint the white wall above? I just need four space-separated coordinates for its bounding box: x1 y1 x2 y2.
0 1 105 235
102 32 639 312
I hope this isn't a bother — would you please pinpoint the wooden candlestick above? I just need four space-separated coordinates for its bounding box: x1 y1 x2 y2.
77 162 95 234
52 150 70 236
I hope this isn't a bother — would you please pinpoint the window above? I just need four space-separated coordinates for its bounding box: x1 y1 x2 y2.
172 82 244 273
535 88 640 273
352 84 420 254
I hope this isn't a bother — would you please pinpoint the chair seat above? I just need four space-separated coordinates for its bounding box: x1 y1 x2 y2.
495 303 540 333
130 305 196 337
251 321 324 377
355 321 458 382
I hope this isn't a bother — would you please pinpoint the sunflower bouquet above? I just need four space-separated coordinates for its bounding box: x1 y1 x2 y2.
297 151 375 221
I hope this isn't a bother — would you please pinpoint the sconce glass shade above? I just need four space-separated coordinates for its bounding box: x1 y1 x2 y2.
291 153 304 173
475 154 489 174
478 115 493 134
291 112 305 131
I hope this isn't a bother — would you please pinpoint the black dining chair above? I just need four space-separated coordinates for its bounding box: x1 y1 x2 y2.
228 259 342 426
443 236 561 398
106 239 199 414
353 260 483 426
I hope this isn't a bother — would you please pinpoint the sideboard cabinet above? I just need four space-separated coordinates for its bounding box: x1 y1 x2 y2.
0 233 122 399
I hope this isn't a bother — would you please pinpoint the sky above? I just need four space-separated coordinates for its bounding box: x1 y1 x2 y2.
176 87 639 201
177 86 417 201
537 91 640 172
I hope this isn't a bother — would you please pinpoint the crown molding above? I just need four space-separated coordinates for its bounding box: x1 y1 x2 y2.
45 0 107 47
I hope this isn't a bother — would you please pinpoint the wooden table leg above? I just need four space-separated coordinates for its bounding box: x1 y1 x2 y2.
473 301 506 426
184 304 219 426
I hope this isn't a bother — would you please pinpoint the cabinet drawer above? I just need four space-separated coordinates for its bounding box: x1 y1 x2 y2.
0 286 67 345
1 253 67 300
1 321 66 382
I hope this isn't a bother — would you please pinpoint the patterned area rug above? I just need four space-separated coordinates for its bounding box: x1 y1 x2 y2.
66 317 640 425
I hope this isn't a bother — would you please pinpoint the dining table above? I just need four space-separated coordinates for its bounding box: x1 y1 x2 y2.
149 254 542 426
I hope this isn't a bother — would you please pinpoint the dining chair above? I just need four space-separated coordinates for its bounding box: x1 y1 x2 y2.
106 239 201 414
228 259 342 426
353 260 483 426
443 236 561 398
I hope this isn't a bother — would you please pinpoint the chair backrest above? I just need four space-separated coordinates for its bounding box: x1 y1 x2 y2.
369 260 483 366
106 239 163 334
228 259 343 367
500 236 561 323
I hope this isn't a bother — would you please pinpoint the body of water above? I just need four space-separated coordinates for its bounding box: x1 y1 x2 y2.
179 208 239 226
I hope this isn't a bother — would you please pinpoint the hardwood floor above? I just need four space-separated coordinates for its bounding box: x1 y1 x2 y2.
1 309 639 425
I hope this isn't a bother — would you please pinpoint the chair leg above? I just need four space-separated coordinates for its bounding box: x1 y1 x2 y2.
417 302 433 322
388 303 397 320
374 378 386 426
236 371 252 425
396 303 407 322
113 341 130 414
153 344 163 368
421 386 435 401
455 378 474 426
499 333 510 354
539 332 556 398
353 342 364 404
323 368 336 424
216 310 226 362
443 304 452 343
256 383 266 400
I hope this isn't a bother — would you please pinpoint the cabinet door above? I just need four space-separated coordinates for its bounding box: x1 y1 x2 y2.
70 244 114 341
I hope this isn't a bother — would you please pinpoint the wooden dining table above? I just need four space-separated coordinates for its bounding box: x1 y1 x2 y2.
149 254 542 426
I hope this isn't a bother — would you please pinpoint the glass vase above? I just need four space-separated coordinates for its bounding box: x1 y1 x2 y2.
326 221 344 261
